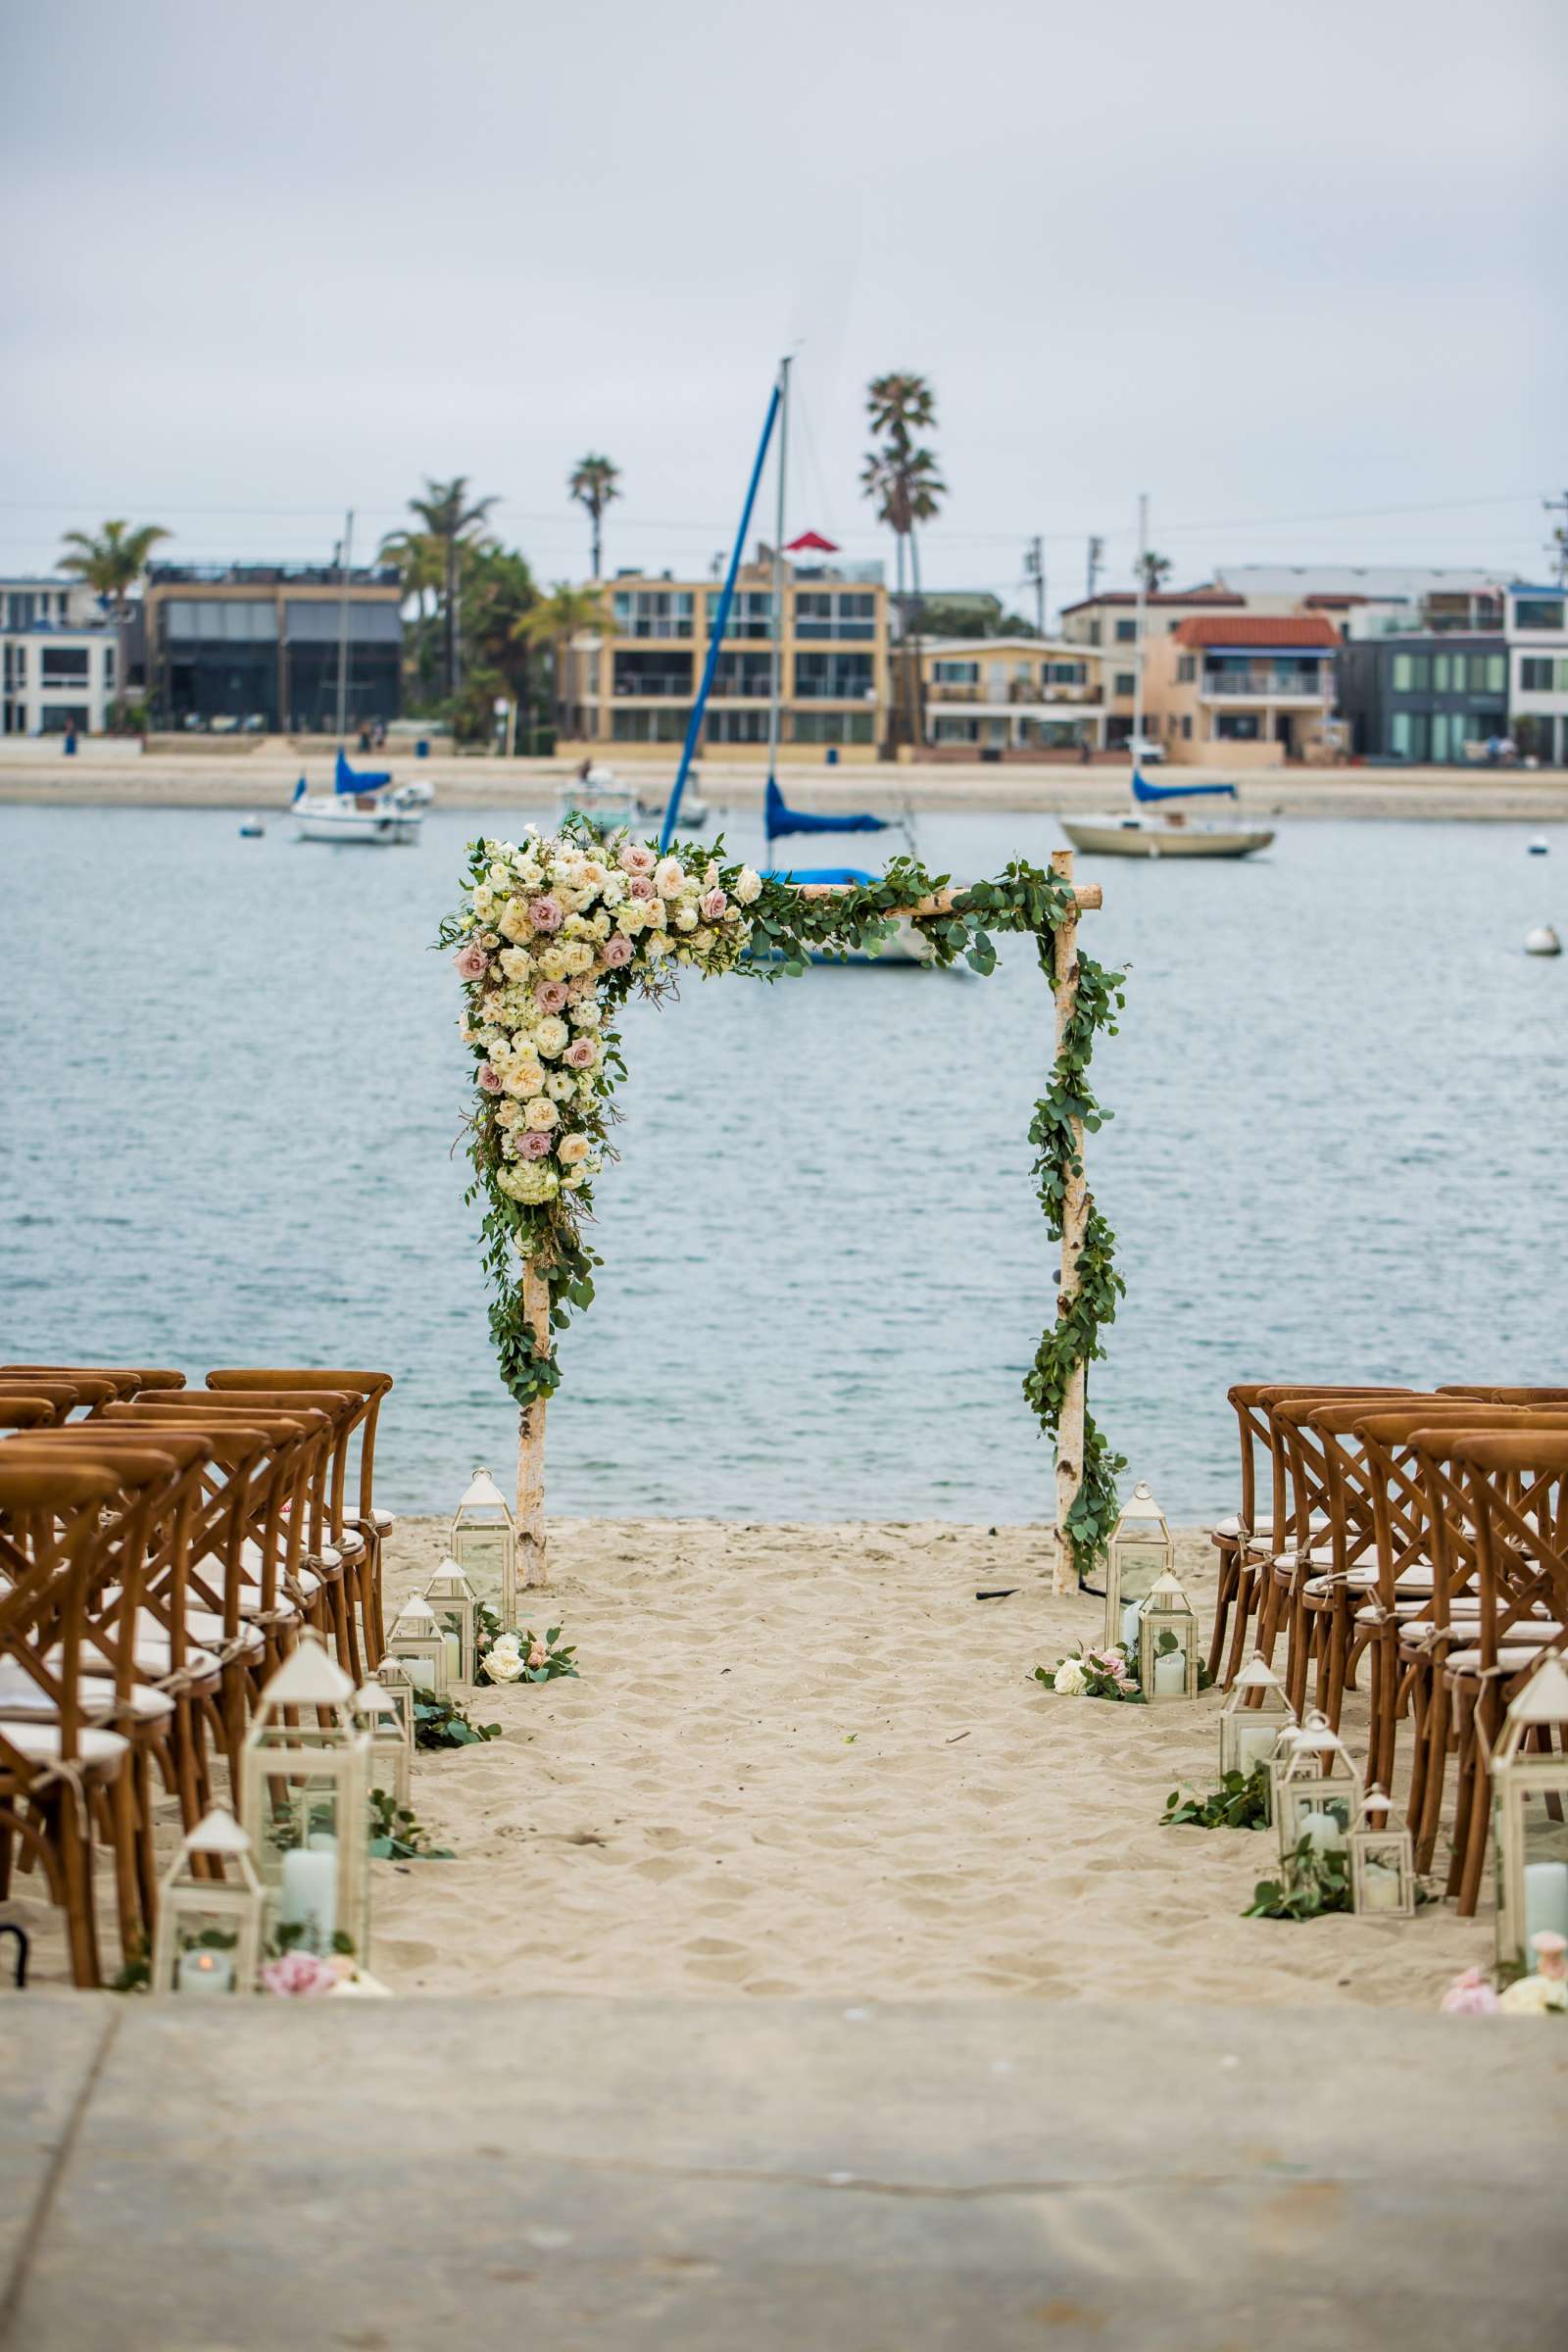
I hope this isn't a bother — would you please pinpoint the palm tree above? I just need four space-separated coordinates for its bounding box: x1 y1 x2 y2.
860 372 946 609
396 477 499 697
568 455 621 580
56 518 170 618
377 527 447 700
516 583 606 737
1138 550 1174 595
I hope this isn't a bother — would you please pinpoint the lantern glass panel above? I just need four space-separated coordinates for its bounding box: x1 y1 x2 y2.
386 1601 449 1694
1352 1831 1413 1917
251 1767 366 1955
1495 1775 1568 1972
451 1525 513 1618
373 1658 416 1745
1137 1574 1198 1702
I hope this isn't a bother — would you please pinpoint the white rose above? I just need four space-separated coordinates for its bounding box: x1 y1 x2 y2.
734 866 761 906
1052 1657 1088 1696
534 1016 569 1059
499 947 533 981
655 856 686 899
484 1639 525 1684
507 1057 545 1098
524 1096 559 1131
1498 1973 1568 2015
545 1071 577 1101
645 931 673 957
558 1132 591 1167
675 905 698 932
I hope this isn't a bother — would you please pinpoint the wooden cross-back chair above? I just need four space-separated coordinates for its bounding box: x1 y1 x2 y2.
207 1369 393 1665
0 1364 185 1399
1417 1430 1568 1917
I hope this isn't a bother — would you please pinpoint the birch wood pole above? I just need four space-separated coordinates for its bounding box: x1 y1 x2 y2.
516 1258 552 1589
1049 848 1088 1595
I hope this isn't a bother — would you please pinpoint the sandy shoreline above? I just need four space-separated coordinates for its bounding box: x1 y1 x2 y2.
364 1517 1488 2009
4 747 1567 822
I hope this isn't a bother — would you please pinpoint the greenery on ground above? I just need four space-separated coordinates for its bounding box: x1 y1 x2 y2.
1162 1767 1271 1831
1244 1838 1353 1920
414 1687 502 1749
368 1789 454 1859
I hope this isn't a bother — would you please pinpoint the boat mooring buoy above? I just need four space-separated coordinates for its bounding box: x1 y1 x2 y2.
1528 836 1549 857
1524 924 1562 956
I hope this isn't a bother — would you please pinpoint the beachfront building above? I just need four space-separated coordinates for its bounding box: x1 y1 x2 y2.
1214 564 1506 638
1058 587 1247 745
919 638 1106 757
0 575 120 735
1142 614 1341 764
1505 582 1568 764
1336 630 1509 763
139 563 405 733
557 557 890 760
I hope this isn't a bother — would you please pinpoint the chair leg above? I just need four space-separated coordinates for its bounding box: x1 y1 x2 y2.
1224 1559 1259 1690
1206 1539 1239 1682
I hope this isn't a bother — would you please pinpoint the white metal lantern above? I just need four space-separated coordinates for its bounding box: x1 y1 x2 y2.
1219 1656 1297 1793
150 1807 265 1995
450 1465 517 1621
1274 1711 1358 1880
1489 1652 1568 1975
385 1594 448 1694
239 1632 372 1960
1138 1569 1200 1703
1348 1785 1415 1919
373 1654 417 1751
424 1557 480 1685
1104 1481 1175 1653
357 1681 411 1810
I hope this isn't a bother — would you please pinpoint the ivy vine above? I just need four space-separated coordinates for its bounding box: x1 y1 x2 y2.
441 835 1125 1582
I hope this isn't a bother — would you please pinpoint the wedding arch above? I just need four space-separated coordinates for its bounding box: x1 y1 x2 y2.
439 829 1123 1593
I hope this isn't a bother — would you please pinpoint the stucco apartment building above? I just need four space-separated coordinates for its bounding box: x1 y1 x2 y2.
1142 613 1341 764
919 638 1105 756
1057 586 1248 745
0 577 120 735
558 559 890 760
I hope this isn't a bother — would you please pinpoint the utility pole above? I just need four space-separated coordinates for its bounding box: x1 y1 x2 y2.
1023 535 1046 636
334 508 354 746
1086 534 1103 602
1544 489 1568 587
1131 495 1149 758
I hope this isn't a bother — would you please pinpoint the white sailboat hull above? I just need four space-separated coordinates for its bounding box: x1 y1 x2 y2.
1059 811 1274 860
294 796 422 845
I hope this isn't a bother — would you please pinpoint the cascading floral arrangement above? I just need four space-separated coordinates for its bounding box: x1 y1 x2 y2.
438 820 1126 1580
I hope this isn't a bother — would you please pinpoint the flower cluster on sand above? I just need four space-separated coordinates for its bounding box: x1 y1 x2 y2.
453 826 761 1220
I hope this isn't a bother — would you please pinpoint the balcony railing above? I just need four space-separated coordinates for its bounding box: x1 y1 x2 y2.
928 680 1094 705
612 672 694 698
1200 667 1330 701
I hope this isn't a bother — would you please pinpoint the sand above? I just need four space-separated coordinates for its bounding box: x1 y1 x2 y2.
365 1518 1491 2008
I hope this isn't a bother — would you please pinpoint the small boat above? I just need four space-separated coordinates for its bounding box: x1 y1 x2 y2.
1061 771 1274 861
1524 923 1562 957
238 814 266 839
557 762 638 832
1528 836 1549 857
292 751 423 846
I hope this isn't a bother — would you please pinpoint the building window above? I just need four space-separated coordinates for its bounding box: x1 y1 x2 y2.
706 708 769 743
794 591 875 641
795 651 873 700
1515 597 1565 631
1046 662 1086 686
1520 657 1554 691
1181 714 1193 740
1113 672 1135 697
931 660 979 685
707 590 772 640
931 715 978 745
612 650 694 698
611 589 693 640
612 707 688 742
1433 654 1450 693
1487 655 1506 693
1177 655 1196 683
793 710 875 744
1114 618 1137 643
710 649 773 697
3 642 24 688
164 599 277 641
41 646 90 684
1214 711 1261 741
1390 711 1412 757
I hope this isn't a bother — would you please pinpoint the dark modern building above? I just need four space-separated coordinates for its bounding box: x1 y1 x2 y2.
140 564 404 732
1336 634 1508 763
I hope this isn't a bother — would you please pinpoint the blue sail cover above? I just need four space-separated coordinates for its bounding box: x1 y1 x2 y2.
1132 768 1237 804
764 778 890 839
335 748 391 795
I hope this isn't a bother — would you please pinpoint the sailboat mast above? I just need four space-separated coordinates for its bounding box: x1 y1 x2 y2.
766 355 791 789
1131 490 1148 772
335 507 354 746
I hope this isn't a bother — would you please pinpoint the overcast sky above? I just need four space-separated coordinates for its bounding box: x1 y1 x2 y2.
3 0 1562 611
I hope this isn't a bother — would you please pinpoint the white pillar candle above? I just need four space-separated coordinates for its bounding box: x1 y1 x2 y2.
280 1845 337 1945
1119 1601 1143 1652
403 1654 435 1690
1234 1722 1279 1775
443 1629 463 1681
1152 1647 1187 1697
1359 1861 1401 1912
1522 1861 1568 1966
176 1947 235 1994
1298 1808 1348 1857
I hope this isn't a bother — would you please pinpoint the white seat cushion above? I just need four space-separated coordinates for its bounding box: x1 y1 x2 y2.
1446 1643 1557 1674
0 1665 173 1724
0 1721 128 1768
1214 1512 1328 1542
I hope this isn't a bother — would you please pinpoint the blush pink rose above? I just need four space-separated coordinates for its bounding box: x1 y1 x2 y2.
564 1038 597 1070
260 1950 339 1998
527 1642 547 1668
477 1062 503 1094
700 888 728 921
627 875 656 902
603 935 633 967
454 944 489 981
529 895 564 933
566 975 595 1001
1439 1968 1499 2016
534 979 569 1013
618 844 657 876
520 1130 553 1160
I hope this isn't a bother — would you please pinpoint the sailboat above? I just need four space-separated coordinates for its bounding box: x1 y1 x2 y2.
1058 495 1274 862
291 509 425 846
656 355 933 962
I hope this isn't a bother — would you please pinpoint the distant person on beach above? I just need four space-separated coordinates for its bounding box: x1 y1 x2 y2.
63 721 77 757
1078 735 1092 763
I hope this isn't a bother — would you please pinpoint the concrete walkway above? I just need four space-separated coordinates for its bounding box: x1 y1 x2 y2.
2 1997 1563 2351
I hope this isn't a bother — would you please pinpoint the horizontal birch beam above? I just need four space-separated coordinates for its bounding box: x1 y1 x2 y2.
789 881 1103 914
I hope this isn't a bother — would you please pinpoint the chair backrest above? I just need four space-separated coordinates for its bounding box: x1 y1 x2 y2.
207 1368 393 1532
1425 1430 1568 1675
1225 1384 1414 1543
0 1364 185 1397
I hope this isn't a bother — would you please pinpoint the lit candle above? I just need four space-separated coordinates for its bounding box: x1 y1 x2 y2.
280 1845 337 1945
1522 1861 1568 1965
1298 1807 1348 1857
1359 1860 1401 1912
1152 1646 1187 1697
176 1946 234 1994
1234 1722 1279 1774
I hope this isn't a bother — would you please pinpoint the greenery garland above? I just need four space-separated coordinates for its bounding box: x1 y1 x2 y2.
440 830 1125 1581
